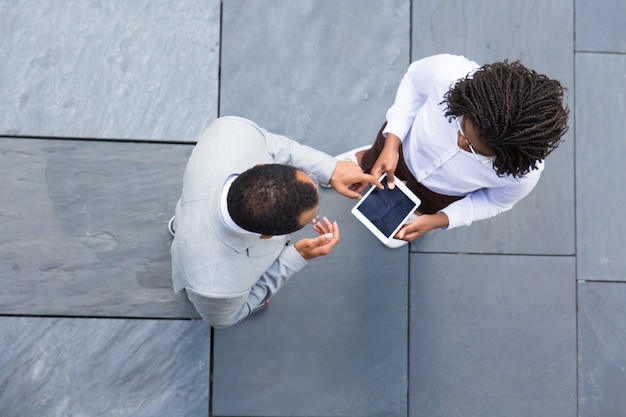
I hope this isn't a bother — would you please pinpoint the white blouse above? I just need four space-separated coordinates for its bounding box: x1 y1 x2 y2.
383 54 543 229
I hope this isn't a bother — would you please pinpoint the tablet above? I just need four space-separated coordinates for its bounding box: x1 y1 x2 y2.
351 174 421 245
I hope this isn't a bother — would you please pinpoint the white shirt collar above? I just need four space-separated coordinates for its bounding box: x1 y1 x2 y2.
220 174 261 236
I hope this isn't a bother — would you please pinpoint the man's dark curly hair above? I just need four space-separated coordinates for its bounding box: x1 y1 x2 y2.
227 164 319 236
443 60 569 177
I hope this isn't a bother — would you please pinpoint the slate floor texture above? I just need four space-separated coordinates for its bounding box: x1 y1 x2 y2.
0 1 624 416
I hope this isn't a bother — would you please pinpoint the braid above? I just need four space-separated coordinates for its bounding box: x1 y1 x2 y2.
443 60 569 177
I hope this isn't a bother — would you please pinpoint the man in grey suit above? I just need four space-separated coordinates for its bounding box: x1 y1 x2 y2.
170 116 381 328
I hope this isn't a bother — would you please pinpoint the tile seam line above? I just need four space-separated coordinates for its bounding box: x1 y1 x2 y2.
407 3 413 415
572 2 579 413
577 279 626 284
216 0 223 120
574 50 626 56
0 135 196 146
406 247 412 416
210 1 224 414
408 251 575 257
0 314 199 321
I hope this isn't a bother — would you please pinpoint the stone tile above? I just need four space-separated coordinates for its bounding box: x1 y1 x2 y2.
212 190 408 417
220 0 410 156
407 0 575 255
0 316 210 416
409 253 576 417
576 53 626 281
578 281 626 417
412 0 573 69
0 138 197 318
576 0 626 53
0 0 220 141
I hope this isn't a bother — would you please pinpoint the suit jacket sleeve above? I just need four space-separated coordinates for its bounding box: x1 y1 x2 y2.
244 245 308 316
259 125 338 185
185 245 308 328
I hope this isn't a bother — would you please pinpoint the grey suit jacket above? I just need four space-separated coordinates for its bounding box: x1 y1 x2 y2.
171 116 337 328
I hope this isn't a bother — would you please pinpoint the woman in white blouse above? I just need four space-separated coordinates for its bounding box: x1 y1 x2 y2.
339 54 569 247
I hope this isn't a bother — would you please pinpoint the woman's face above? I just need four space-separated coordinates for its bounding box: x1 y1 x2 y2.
456 117 496 158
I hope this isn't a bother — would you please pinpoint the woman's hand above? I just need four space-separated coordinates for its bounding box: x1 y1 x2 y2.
395 212 449 242
370 133 402 189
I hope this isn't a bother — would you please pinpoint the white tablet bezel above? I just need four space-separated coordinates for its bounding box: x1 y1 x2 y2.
351 174 421 245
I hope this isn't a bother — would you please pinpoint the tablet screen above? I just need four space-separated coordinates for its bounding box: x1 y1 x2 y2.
354 180 417 238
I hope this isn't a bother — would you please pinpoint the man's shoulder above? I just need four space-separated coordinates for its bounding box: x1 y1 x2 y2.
190 116 268 159
203 116 265 139
193 116 271 156
213 115 261 128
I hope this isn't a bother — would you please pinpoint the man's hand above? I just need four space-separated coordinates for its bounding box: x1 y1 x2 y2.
294 217 340 260
395 212 449 242
329 161 383 199
370 133 401 190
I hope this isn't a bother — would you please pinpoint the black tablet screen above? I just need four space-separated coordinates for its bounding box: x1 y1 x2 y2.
355 181 416 237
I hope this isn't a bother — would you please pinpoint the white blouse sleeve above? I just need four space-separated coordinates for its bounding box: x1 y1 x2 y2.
441 164 544 229
383 54 464 141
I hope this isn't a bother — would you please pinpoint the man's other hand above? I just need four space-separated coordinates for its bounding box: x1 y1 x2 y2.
294 217 340 260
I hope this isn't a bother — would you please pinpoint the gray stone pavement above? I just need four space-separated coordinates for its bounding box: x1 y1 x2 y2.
1 1 625 416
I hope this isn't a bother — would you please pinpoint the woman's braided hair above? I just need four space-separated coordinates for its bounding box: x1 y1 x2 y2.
443 60 569 177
